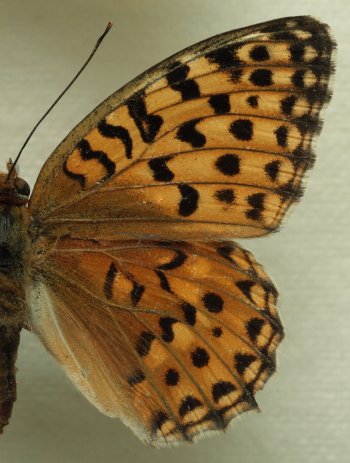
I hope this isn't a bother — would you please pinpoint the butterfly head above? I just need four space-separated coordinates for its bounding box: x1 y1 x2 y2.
0 161 30 205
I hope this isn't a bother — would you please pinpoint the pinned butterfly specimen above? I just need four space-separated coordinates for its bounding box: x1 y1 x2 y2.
0 16 335 446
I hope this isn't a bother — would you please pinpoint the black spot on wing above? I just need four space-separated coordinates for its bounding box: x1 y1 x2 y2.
178 184 199 217
292 70 306 88
166 62 190 84
250 69 273 87
230 119 253 141
214 188 235 205
294 114 317 135
275 126 288 148
212 326 223 338
289 42 306 63
128 93 163 143
247 95 259 108
176 118 206 148
64 139 116 187
103 262 118 300
202 292 224 313
209 93 231 114
212 381 237 403
123 272 145 307
191 347 210 368
127 369 146 386
153 410 170 431
165 368 180 386
246 192 265 221
148 155 175 182
181 302 196 326
215 154 240 176
229 69 243 84
235 280 255 303
250 45 270 62
205 45 243 69
171 80 201 101
159 317 178 343
246 318 265 343
216 245 236 264
136 331 156 357
265 160 281 181
280 95 298 116
235 353 257 376
98 120 133 159
131 281 145 306
179 396 203 417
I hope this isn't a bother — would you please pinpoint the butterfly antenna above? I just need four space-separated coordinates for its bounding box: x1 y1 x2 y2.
6 21 113 183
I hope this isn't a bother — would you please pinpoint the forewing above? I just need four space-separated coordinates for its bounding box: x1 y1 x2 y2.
29 16 335 241
28 239 282 446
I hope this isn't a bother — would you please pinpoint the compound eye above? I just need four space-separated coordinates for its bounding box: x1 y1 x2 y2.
14 177 30 197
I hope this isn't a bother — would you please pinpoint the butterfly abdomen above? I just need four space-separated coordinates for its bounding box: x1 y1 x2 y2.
0 262 26 434
0 171 31 433
0 318 22 433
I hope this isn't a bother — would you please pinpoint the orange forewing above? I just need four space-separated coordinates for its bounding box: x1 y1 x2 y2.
30 17 334 243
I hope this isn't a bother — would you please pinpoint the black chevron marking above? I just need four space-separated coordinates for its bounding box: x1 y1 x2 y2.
127 93 163 143
63 160 86 187
178 184 199 217
155 270 173 293
136 331 155 357
171 79 201 101
235 280 255 302
130 280 145 306
178 396 203 417
159 317 178 343
103 262 118 300
157 250 188 271
216 245 236 264
176 118 206 148
63 139 116 188
148 155 175 182
98 119 133 159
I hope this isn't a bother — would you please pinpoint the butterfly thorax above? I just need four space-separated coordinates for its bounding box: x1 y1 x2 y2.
0 172 31 276
0 171 30 433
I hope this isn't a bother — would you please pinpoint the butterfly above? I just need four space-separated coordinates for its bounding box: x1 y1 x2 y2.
0 16 335 446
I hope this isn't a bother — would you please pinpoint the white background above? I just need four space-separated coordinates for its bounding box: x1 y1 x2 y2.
0 1 349 462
